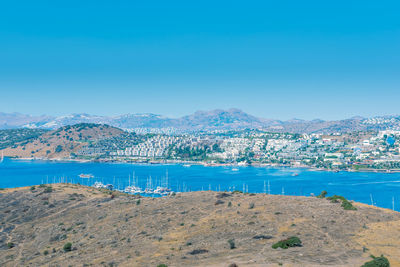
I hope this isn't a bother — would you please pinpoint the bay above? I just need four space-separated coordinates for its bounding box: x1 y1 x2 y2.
1 158 399 211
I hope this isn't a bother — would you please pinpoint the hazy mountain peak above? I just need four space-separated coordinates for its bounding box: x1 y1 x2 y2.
1 110 400 134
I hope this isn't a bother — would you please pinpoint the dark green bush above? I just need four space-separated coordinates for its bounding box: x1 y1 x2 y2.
361 255 390 267
7 242 15 249
317 190 327 198
327 195 346 203
272 236 302 249
327 195 357 210
63 242 72 252
228 239 236 249
341 200 357 210
55 145 63 153
157 264 168 267
44 186 53 193
215 200 224 205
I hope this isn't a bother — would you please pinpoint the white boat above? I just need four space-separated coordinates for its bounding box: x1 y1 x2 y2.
232 168 239 171
144 188 154 194
79 173 94 178
124 185 144 194
93 181 105 188
93 181 113 190
183 164 191 167
154 186 172 195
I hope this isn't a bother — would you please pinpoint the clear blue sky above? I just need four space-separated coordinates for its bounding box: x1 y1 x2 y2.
0 1 399 120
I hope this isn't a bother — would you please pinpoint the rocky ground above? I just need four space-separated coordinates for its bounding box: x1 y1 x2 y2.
1 184 399 267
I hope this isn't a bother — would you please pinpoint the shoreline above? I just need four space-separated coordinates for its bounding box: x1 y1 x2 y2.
4 156 400 174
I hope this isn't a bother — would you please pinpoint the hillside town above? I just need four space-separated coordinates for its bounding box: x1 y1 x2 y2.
73 128 400 171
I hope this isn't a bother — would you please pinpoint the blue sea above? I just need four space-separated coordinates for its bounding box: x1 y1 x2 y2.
1 158 400 211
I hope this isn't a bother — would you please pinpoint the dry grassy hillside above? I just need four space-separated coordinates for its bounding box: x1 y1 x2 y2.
0 124 124 159
0 184 399 267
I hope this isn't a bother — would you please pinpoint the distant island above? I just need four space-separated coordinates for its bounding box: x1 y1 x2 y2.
1 121 400 172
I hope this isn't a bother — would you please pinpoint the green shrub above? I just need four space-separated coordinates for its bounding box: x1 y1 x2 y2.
63 242 72 252
249 203 255 209
55 145 63 153
228 239 236 249
7 242 15 249
30 186 36 191
272 236 302 249
361 255 390 267
327 195 346 203
327 195 357 210
43 250 49 255
44 186 53 193
341 200 357 210
157 264 168 267
136 199 141 205
317 190 327 198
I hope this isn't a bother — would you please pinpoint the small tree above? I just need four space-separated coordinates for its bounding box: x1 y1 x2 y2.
317 190 327 198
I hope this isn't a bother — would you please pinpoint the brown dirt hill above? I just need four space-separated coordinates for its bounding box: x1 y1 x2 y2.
0 185 399 267
0 123 124 159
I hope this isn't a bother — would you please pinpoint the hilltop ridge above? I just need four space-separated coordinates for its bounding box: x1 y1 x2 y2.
1 123 124 159
1 109 400 134
0 184 399 266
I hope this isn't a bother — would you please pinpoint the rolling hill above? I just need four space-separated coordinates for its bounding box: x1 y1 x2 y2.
0 123 124 159
0 184 398 266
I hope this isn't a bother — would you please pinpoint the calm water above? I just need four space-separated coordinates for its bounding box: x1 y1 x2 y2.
1 158 400 211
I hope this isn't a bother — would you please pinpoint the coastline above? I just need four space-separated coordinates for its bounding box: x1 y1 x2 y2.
5 156 400 174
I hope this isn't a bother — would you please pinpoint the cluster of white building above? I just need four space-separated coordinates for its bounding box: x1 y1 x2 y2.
125 127 182 135
111 135 180 158
211 138 251 159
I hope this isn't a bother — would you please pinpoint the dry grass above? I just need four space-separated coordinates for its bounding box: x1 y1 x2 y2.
1 185 399 267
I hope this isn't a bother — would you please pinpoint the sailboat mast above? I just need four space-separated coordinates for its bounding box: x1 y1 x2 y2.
166 169 168 188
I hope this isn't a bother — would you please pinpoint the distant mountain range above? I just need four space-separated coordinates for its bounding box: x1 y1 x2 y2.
1 109 400 134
